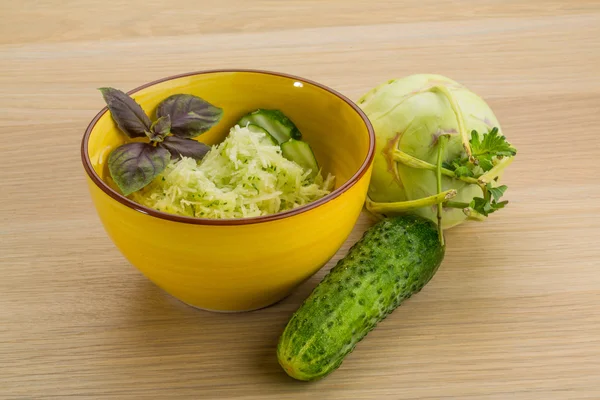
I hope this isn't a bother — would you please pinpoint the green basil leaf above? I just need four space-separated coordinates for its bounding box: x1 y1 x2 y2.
148 115 171 142
156 94 223 138
99 88 152 138
160 136 210 160
108 143 170 195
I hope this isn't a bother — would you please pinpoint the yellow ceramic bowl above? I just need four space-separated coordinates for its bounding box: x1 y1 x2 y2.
81 70 374 312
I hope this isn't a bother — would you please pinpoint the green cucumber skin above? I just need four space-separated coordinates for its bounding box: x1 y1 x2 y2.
238 109 302 143
277 215 445 381
281 139 319 178
246 124 277 145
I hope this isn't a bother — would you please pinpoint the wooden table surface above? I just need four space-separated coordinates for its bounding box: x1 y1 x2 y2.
2 1 600 399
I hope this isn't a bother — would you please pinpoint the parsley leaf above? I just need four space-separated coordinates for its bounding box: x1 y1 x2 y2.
469 183 509 216
453 165 474 178
471 127 517 158
444 127 517 178
487 183 507 202
477 154 494 171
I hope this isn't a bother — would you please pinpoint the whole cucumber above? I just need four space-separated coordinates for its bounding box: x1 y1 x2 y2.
277 215 445 381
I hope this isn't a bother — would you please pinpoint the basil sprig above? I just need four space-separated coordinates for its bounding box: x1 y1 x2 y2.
99 88 222 195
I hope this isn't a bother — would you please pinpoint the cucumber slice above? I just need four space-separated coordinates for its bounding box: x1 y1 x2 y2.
246 124 277 145
281 139 319 178
237 109 302 144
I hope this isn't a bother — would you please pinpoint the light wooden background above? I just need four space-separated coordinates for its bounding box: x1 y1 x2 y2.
1 1 599 399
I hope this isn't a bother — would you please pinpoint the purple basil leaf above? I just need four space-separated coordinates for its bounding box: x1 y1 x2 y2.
156 94 223 138
160 136 210 160
99 87 152 138
148 115 171 142
108 143 170 195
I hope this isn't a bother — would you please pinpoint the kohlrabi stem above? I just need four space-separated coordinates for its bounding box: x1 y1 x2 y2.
436 135 448 246
365 190 456 214
430 85 472 161
478 156 514 184
444 201 470 209
463 207 487 221
392 150 480 185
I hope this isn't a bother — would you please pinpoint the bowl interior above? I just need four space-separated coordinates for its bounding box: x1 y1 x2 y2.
86 70 372 210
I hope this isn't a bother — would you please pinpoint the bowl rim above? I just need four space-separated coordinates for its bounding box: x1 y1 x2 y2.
81 69 375 226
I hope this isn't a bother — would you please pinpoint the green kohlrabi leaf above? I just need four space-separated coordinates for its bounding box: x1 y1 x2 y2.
99 88 152 138
148 115 171 142
108 142 170 195
156 94 223 138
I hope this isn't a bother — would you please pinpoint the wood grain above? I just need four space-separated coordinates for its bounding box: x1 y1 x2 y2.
1 1 599 399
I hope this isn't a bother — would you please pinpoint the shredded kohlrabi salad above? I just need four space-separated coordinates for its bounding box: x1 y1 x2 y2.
129 125 335 219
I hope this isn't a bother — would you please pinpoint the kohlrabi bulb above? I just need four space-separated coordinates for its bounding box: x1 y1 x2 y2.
359 74 505 229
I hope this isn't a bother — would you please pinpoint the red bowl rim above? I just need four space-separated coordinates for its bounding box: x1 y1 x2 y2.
81 69 375 226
